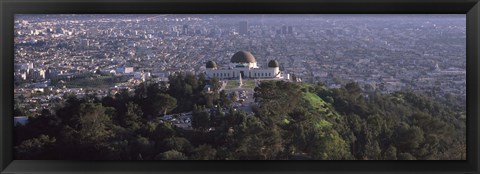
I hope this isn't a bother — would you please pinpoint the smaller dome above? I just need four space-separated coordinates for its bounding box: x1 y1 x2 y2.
206 61 217 68
268 60 279 68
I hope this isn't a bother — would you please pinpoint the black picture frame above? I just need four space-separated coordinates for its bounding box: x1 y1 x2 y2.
1 0 479 173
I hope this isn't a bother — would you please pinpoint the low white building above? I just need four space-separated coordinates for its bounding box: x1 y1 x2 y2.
116 66 134 74
205 51 283 79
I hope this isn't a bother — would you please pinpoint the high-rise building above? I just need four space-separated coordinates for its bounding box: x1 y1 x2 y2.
182 24 188 35
46 68 59 79
29 69 45 80
282 25 287 34
239 21 248 35
14 62 33 71
81 39 89 48
27 62 34 69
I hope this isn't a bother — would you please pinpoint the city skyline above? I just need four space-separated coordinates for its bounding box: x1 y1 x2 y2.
14 14 466 98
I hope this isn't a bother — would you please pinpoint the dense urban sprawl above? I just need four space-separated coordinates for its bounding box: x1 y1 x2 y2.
14 14 466 118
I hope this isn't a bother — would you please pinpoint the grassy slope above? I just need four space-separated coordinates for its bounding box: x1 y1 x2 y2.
300 84 340 129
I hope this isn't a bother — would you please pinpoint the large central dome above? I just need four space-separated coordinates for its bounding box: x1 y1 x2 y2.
231 51 256 63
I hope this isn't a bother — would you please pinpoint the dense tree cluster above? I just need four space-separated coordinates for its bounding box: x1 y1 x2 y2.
315 82 466 160
14 74 465 160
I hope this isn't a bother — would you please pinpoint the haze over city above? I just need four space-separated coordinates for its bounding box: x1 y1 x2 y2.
13 14 467 160
14 14 466 97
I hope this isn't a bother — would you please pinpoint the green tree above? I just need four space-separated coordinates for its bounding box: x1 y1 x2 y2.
394 124 425 153
14 107 26 116
197 73 206 90
307 129 351 160
219 90 232 107
155 150 188 160
140 121 158 138
192 144 217 160
398 152 416 160
211 106 226 128
345 82 362 96
231 92 238 102
205 93 214 108
210 77 221 92
185 72 199 91
161 137 193 153
154 122 176 141
121 102 143 131
131 136 155 160
192 105 211 132
15 134 56 159
292 125 307 150
153 94 177 116
383 145 397 160
364 140 381 160
258 125 284 159
63 103 115 144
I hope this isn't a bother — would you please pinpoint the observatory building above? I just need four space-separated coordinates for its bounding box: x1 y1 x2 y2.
205 51 285 79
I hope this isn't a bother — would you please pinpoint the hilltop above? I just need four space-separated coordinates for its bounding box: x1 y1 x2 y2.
14 73 466 160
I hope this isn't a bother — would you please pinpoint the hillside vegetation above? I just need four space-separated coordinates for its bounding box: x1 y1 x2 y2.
14 73 466 160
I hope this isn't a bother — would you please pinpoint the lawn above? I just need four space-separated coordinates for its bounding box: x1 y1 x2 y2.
225 80 240 89
242 79 256 88
225 79 256 89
